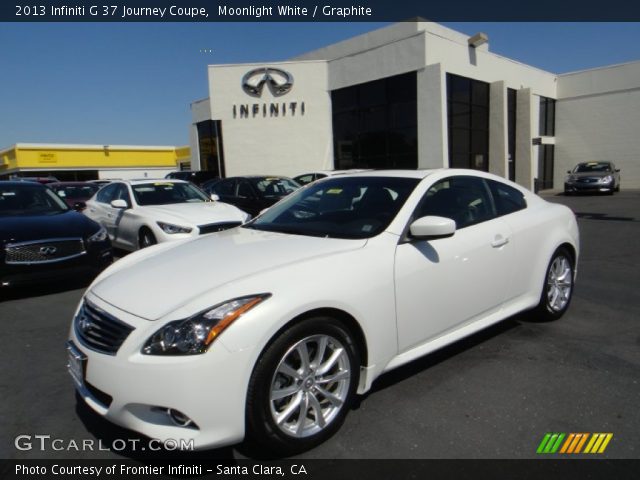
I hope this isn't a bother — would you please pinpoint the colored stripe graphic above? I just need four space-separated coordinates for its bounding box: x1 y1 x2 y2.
538 433 613 454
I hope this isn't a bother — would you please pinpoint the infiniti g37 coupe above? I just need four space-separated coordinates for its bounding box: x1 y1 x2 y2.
67 169 579 454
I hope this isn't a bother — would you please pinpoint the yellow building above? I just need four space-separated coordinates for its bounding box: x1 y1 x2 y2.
0 143 191 181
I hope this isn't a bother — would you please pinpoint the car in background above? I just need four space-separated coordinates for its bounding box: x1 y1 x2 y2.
88 179 113 187
0 181 112 288
165 170 219 187
67 169 578 454
293 169 370 186
5 176 60 185
205 175 300 217
83 179 250 251
49 182 100 211
564 162 621 195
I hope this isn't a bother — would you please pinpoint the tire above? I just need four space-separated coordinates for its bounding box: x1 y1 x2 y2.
531 248 574 321
138 228 157 249
246 317 360 455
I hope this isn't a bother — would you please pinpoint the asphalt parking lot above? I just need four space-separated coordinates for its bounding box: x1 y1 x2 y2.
1 190 638 460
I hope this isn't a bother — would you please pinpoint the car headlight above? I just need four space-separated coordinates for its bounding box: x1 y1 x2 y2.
87 226 108 243
142 294 271 355
601 175 613 183
565 175 576 183
157 221 193 234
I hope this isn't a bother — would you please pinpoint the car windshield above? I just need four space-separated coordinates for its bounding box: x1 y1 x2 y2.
246 176 420 239
252 177 300 198
132 182 209 206
0 184 69 216
574 162 612 173
53 184 99 200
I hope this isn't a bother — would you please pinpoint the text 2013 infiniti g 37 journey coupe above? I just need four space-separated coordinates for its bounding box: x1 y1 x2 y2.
67 170 579 454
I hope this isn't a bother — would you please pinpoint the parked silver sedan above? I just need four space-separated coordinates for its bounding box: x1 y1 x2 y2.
564 162 621 195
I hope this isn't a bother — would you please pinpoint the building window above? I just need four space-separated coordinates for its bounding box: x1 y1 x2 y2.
331 71 417 170
539 97 556 136
196 120 225 177
538 144 555 190
507 88 517 181
446 74 490 172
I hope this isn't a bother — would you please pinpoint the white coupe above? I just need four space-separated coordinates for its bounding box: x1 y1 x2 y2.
83 179 250 251
67 169 579 454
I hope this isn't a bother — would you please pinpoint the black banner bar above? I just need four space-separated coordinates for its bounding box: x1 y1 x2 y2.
3 0 640 22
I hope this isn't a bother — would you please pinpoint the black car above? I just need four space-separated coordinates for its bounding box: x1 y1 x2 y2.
205 176 300 217
0 182 113 288
165 170 219 187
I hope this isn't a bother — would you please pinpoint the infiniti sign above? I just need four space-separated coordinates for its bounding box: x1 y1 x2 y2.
241 67 293 97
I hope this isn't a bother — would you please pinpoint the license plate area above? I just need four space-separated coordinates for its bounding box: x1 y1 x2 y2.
66 341 87 388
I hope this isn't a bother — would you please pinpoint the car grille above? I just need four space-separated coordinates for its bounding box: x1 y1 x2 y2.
198 222 241 235
577 177 600 183
5 238 86 265
74 301 134 355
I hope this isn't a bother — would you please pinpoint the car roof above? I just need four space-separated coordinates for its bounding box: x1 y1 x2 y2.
49 181 98 186
0 180 47 187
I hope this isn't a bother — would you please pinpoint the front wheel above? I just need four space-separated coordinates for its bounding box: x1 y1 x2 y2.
246 317 360 455
138 228 157 249
531 248 574 321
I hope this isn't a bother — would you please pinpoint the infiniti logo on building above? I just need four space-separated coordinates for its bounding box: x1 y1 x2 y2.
241 67 293 97
39 246 57 256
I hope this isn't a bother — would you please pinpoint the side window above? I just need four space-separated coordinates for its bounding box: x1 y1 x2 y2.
212 179 235 197
416 176 495 229
96 183 118 204
114 184 131 206
237 181 254 198
297 174 314 185
487 180 526 217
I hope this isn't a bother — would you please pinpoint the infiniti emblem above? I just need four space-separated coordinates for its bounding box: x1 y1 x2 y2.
39 246 57 256
241 67 293 97
78 310 91 333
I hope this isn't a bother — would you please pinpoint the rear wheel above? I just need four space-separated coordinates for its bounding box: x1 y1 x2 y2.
531 248 574 321
246 317 359 455
138 228 157 249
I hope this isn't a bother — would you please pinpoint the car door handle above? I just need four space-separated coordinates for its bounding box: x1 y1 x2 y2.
491 236 509 248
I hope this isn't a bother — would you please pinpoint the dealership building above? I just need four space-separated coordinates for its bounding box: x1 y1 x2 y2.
190 20 640 191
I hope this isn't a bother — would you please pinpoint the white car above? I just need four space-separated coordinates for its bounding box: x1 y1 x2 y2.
83 179 250 251
67 169 579 454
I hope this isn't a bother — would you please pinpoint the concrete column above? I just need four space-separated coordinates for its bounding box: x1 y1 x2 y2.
515 88 535 190
489 81 508 178
189 124 200 171
418 63 447 169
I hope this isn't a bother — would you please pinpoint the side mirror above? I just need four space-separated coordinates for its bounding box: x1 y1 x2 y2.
73 201 86 212
566 170 571 174
110 199 128 209
210 193 220 202
409 216 456 240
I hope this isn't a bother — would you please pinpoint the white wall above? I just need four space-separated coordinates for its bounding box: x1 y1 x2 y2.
555 62 640 188
207 61 333 177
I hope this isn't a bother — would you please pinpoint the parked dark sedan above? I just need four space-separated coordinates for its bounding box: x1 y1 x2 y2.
0 182 112 288
205 175 300 217
165 170 219 187
564 161 621 195
49 182 100 210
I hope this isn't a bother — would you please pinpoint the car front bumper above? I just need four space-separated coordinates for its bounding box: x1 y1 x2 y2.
67 293 254 450
564 182 614 193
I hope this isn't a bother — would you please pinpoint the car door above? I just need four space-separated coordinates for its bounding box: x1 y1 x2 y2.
86 183 118 237
394 175 515 352
110 184 137 250
211 178 237 204
236 179 261 216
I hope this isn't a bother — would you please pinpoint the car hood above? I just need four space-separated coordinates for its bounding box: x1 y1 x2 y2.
91 227 366 320
0 211 99 243
141 202 248 225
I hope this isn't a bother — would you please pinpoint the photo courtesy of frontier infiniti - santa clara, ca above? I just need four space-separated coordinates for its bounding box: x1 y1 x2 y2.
66 169 579 454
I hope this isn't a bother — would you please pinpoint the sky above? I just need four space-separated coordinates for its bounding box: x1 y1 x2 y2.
1 22 639 149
